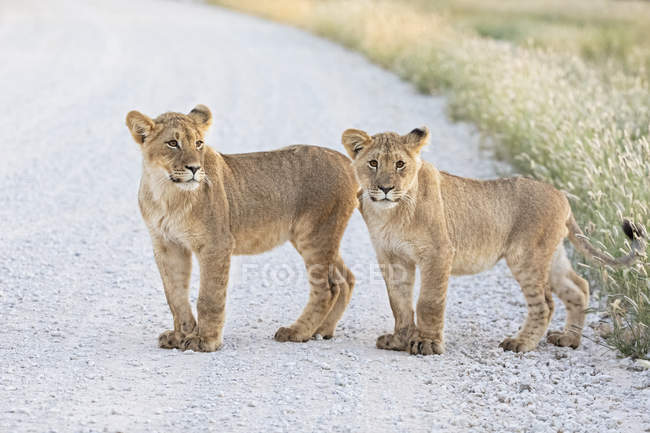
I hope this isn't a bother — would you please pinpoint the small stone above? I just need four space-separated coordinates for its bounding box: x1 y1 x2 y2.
635 359 650 370
519 384 532 393
596 323 613 338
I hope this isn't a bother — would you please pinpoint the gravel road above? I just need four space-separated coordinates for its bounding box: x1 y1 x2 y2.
1 0 648 432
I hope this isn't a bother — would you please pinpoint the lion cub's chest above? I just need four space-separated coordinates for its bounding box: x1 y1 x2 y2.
366 218 418 262
140 194 194 247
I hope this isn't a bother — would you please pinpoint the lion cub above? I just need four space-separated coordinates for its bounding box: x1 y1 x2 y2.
125 105 358 352
342 127 646 355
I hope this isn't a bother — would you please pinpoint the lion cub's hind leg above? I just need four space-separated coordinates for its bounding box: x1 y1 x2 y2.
547 244 589 349
314 257 355 339
274 213 350 343
501 253 555 353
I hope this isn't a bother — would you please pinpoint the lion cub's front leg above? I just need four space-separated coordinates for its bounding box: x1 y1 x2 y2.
179 243 232 353
151 236 197 349
408 251 453 355
375 253 417 352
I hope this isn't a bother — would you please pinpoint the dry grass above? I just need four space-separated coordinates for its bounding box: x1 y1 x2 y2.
211 0 650 358
417 0 650 79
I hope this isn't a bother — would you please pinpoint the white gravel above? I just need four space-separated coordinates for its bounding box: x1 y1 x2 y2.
1 0 648 432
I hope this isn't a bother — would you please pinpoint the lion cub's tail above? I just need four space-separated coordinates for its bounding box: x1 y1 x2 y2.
566 214 646 268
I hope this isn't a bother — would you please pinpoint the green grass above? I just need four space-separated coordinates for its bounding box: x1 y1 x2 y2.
211 0 650 358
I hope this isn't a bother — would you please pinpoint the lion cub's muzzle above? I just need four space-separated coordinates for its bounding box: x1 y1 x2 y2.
369 185 400 204
367 186 402 208
169 165 203 186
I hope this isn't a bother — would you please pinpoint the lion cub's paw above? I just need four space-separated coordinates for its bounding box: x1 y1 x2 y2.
499 337 537 353
158 330 186 349
547 330 580 349
274 326 310 343
407 336 444 356
179 334 222 352
376 333 408 351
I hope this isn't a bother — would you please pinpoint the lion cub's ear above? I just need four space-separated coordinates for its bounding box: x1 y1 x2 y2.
342 129 371 159
188 104 213 132
405 126 430 153
126 111 155 145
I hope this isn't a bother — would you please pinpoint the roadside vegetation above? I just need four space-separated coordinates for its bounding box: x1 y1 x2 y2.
211 0 650 358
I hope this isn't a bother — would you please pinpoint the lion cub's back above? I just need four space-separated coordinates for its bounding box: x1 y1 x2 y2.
223 145 356 205
281 145 358 207
221 146 358 252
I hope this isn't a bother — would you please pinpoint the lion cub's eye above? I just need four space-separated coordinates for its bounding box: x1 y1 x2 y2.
196 140 204 150
368 160 378 168
396 160 405 169
166 140 179 149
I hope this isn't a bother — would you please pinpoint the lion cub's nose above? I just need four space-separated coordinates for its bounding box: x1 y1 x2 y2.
379 185 394 194
185 165 200 174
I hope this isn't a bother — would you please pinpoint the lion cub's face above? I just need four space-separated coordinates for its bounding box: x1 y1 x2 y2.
342 127 429 209
126 105 213 192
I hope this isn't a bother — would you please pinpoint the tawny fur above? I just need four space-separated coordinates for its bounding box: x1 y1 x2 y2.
342 127 646 355
126 105 357 352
